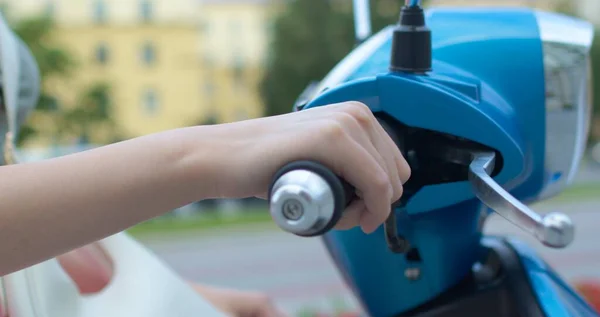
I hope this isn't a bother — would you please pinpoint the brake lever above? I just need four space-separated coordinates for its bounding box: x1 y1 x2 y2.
468 152 574 248
384 202 411 253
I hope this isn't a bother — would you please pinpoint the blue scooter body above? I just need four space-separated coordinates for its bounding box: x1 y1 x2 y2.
296 7 596 317
507 239 598 317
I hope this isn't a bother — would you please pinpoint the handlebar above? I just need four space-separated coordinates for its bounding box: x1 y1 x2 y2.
267 118 404 239
268 153 576 250
267 122 575 249
268 160 411 254
268 161 355 237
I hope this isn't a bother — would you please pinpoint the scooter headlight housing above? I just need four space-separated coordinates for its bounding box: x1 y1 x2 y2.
536 11 594 200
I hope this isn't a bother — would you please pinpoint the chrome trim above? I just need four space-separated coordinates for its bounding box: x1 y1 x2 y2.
535 11 595 200
469 152 574 248
269 170 336 236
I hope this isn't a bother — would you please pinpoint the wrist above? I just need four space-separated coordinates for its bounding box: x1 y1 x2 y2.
172 125 231 200
183 122 269 200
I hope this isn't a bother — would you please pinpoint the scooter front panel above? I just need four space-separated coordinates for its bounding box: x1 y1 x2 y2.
322 201 484 317
287 6 590 317
321 8 548 203
508 239 599 317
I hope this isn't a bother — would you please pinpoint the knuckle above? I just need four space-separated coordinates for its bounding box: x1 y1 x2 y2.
333 111 361 130
346 102 373 126
372 172 390 192
399 160 412 184
395 184 404 202
402 167 412 184
333 110 354 123
346 101 370 113
322 120 347 142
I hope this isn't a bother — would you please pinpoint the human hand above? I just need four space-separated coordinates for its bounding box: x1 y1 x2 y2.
208 102 410 233
192 284 287 317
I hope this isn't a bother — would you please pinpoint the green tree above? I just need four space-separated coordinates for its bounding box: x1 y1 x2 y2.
8 14 119 146
11 15 72 144
260 0 403 116
591 33 600 113
59 82 121 144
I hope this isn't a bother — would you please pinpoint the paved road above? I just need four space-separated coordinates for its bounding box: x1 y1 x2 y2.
139 200 600 315
575 160 600 184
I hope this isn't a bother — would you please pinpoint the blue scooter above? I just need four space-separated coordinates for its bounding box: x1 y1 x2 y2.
268 1 597 316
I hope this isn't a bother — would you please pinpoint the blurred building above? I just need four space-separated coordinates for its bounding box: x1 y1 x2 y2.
2 0 595 146
0 0 276 144
428 0 560 10
574 0 600 26
429 0 600 24
200 0 275 123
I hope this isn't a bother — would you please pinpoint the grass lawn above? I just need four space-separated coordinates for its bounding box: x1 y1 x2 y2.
127 182 600 237
549 182 600 203
127 208 274 237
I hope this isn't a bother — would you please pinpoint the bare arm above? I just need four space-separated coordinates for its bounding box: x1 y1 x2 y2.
0 102 410 276
0 126 223 275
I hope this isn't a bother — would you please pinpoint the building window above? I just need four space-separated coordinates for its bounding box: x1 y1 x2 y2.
44 1 55 19
236 108 249 121
203 71 215 103
95 87 110 117
232 54 244 90
199 20 210 33
44 96 59 111
93 0 107 24
141 42 156 66
203 52 214 69
142 89 159 115
140 0 153 23
204 81 214 97
95 43 109 65
229 20 241 33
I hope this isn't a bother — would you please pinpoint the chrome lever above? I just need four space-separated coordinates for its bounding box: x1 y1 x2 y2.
469 152 574 248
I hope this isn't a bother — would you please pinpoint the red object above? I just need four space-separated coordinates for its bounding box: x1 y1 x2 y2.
57 243 114 294
574 281 600 313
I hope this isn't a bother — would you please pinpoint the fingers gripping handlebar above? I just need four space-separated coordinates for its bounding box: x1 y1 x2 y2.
267 119 575 251
268 117 413 253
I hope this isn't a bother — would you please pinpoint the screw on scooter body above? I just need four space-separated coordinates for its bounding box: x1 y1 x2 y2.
269 0 595 316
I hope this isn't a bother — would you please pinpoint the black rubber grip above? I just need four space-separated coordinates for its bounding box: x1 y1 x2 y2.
268 160 356 237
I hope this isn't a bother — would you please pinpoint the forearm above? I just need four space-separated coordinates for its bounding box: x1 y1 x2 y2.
0 126 222 275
